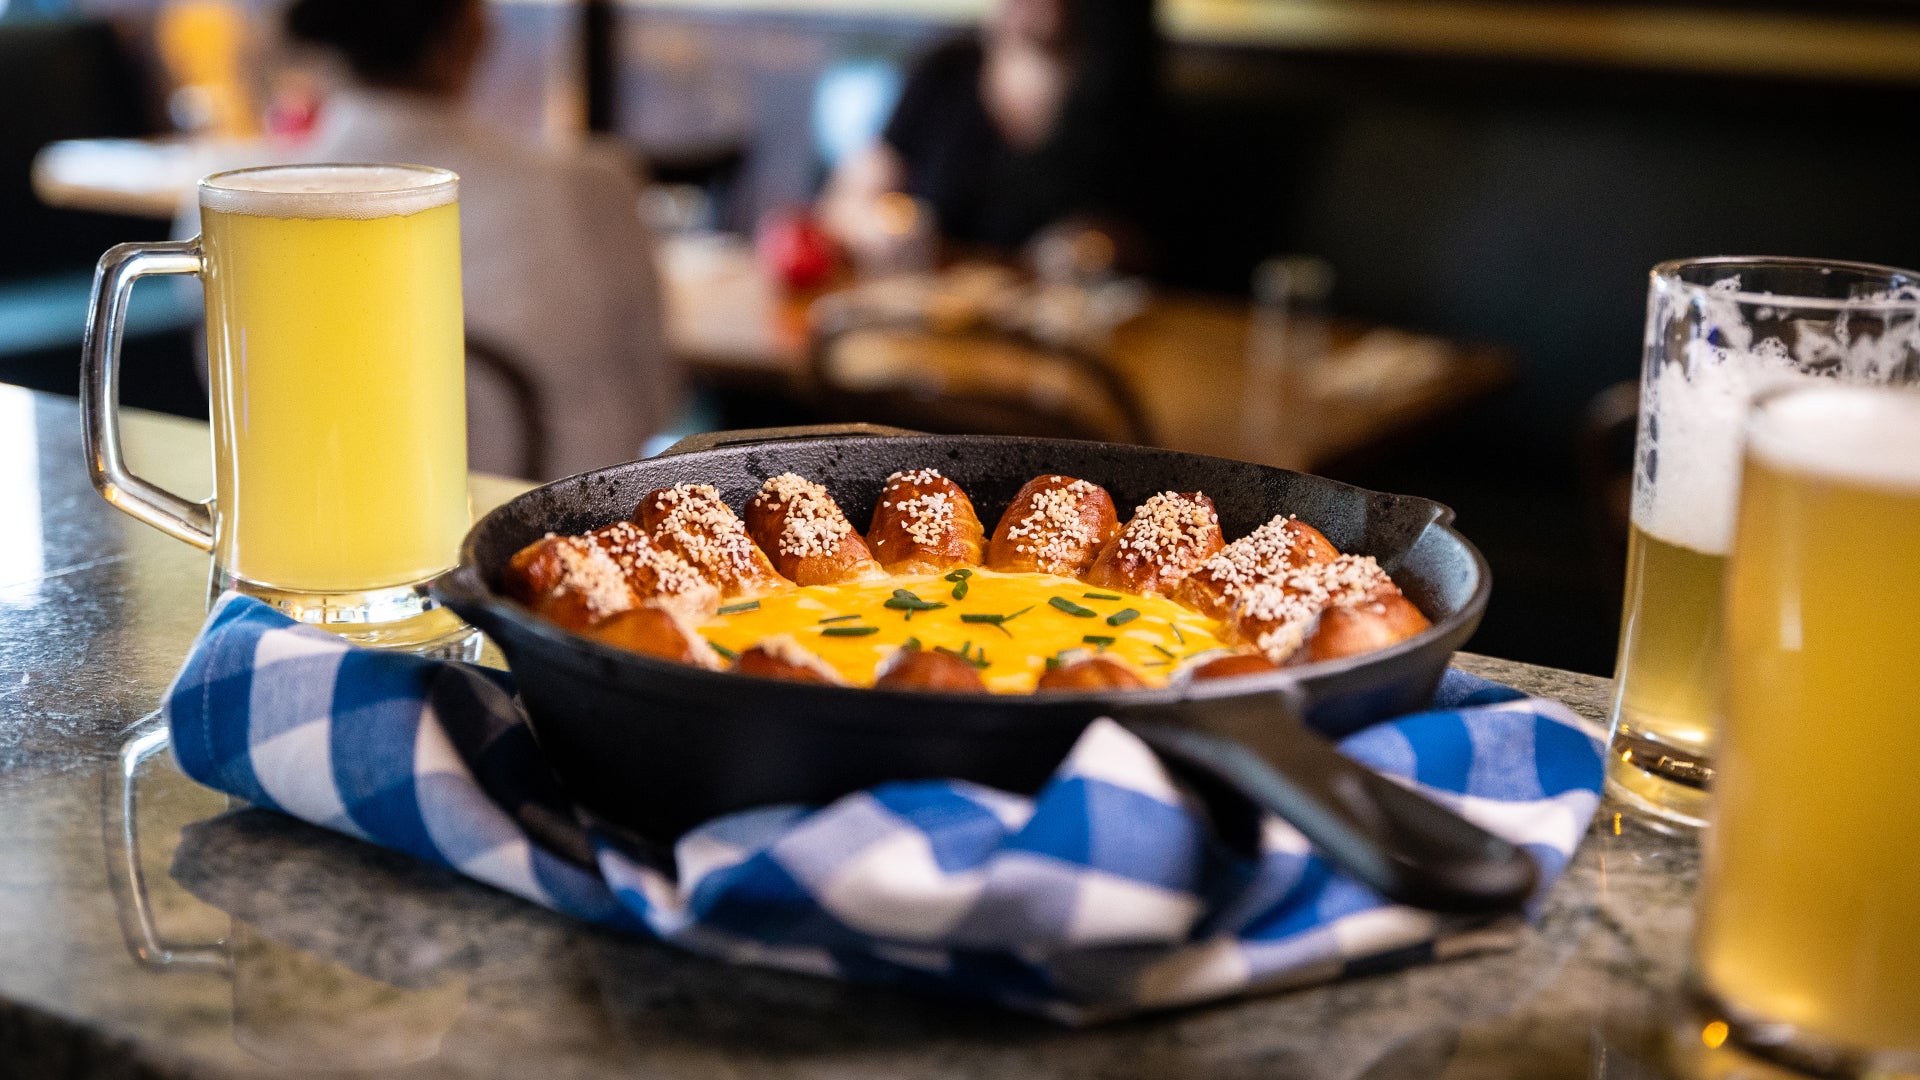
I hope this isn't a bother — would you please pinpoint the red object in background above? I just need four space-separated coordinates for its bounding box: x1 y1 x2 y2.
757 209 839 291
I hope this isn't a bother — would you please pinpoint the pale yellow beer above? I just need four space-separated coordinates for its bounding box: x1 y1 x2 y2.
200 165 468 593
1696 384 1920 1058
1608 524 1724 820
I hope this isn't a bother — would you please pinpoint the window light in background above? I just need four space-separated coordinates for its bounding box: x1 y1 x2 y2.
813 58 904 170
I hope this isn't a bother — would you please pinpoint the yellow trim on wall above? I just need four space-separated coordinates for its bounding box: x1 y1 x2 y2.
492 0 1920 84
1169 0 1920 83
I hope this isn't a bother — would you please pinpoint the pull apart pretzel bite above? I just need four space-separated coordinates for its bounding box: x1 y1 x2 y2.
734 635 846 685
986 475 1121 576
1173 514 1339 620
1035 654 1151 691
504 534 637 631
745 474 888 586
504 523 719 631
875 646 988 691
1303 557 1431 663
1229 554 1428 664
635 483 789 599
584 604 724 669
1085 491 1225 598
865 469 987 574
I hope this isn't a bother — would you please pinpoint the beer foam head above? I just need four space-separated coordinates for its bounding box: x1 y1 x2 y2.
1633 339 1819 555
200 164 457 220
1749 385 1920 491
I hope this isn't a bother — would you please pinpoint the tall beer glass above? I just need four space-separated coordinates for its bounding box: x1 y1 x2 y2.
1693 382 1920 1074
1608 257 1920 826
82 164 473 652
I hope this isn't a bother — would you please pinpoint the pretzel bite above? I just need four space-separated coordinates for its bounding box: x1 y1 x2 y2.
582 604 724 669
1301 557 1431 663
865 469 987 574
874 646 987 692
1035 654 1151 692
504 534 642 631
1228 579 1332 665
1084 492 1225 598
744 474 888 586
733 635 847 685
986 475 1122 576
587 521 721 621
1228 554 1427 664
1184 652 1283 682
635 483 789 600
1173 514 1340 620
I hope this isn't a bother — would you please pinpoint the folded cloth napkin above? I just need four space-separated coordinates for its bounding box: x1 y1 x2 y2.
164 594 1605 1023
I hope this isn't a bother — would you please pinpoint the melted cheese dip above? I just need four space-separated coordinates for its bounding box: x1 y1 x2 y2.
700 570 1231 692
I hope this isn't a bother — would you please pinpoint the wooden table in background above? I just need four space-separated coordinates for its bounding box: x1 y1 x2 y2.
661 236 1512 473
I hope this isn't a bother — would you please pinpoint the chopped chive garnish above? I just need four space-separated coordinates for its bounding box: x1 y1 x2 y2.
1106 608 1140 627
935 644 990 669
1083 635 1116 649
1152 643 1176 658
1143 660 1170 668
1049 596 1098 618
822 626 880 637
1083 592 1122 601
1170 624 1186 645
818 614 861 624
885 590 945 610
960 611 1017 637
717 600 760 615
709 642 739 661
902 636 922 650
944 568 973 581
951 578 969 600
885 591 947 619
1045 656 1061 671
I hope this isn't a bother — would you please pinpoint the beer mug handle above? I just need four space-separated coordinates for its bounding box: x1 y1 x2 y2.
104 716 230 974
81 240 216 551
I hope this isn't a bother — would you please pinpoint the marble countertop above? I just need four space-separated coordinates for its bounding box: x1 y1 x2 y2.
0 387 1718 1080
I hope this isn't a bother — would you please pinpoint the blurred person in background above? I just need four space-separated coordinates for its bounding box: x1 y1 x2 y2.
187 0 677 479
820 0 1160 271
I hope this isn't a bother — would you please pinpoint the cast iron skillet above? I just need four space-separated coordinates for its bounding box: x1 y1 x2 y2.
435 426 1535 914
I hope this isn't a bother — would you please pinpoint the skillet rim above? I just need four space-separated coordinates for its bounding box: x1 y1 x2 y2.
438 432 1492 722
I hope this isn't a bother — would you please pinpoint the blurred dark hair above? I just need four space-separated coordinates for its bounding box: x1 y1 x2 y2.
284 0 470 86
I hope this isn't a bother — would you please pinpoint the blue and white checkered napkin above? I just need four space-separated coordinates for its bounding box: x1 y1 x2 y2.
164 593 1605 1022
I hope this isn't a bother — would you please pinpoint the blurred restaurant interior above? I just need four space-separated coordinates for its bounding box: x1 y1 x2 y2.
6 0 1920 678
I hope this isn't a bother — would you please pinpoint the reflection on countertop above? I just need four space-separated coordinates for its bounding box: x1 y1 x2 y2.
0 385 1735 1079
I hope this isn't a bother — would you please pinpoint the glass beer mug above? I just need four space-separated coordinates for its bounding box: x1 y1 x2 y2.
82 164 475 653
1692 382 1920 1075
1608 257 1920 826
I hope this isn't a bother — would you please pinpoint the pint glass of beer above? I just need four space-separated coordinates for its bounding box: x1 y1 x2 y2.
82 164 473 652
1693 382 1920 1074
1608 257 1920 826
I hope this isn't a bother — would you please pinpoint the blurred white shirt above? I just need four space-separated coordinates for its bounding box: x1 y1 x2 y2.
184 90 678 480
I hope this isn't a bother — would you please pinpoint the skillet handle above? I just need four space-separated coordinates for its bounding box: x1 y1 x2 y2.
1119 694 1539 915
653 424 923 458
